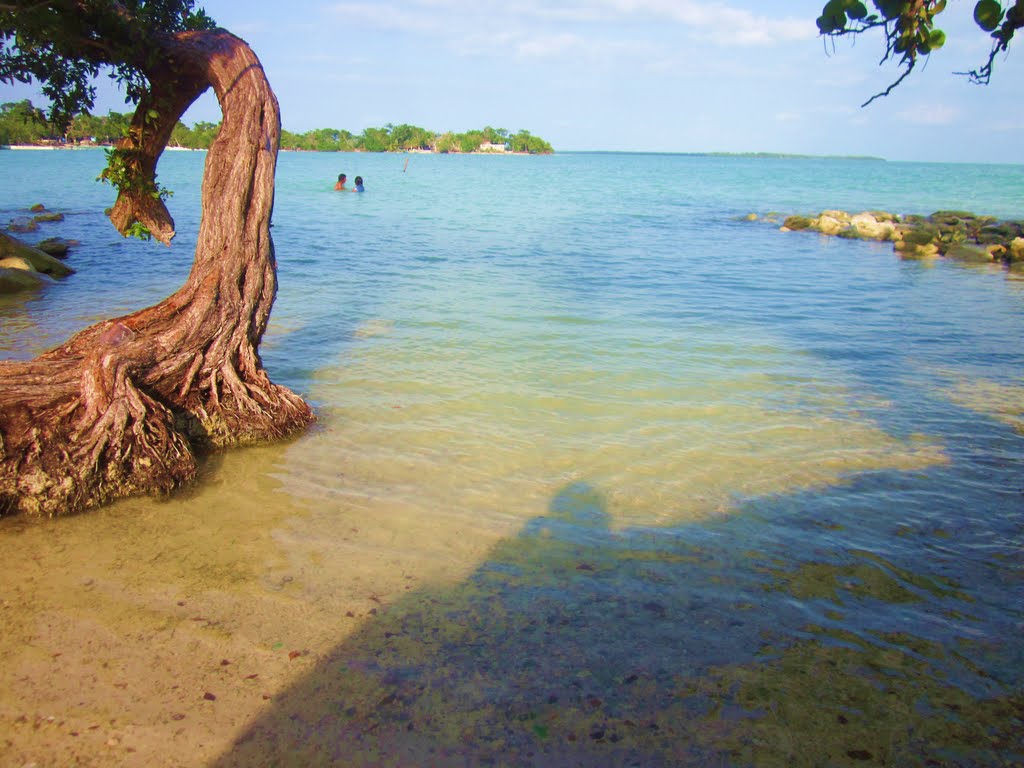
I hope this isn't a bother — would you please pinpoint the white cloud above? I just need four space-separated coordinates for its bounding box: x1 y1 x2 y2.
329 2 444 33
596 0 813 45
516 33 586 58
897 103 959 125
328 0 815 53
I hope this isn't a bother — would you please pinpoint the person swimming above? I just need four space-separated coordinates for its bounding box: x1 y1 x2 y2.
353 176 365 193
334 173 347 190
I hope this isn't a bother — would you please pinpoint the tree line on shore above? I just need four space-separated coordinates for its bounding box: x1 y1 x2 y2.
0 100 554 154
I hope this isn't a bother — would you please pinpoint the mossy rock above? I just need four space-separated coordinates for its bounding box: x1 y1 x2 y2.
978 222 1024 245
936 227 968 247
783 215 813 231
29 203 46 213
944 244 996 264
900 225 939 247
0 232 74 277
836 228 862 239
35 237 72 258
930 210 977 224
1009 237 1024 264
0 265 47 293
33 212 64 223
8 217 38 233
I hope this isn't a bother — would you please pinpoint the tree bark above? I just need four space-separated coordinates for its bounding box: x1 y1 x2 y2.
0 29 315 516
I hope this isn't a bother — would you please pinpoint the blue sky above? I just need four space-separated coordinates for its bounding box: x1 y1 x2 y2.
3 1 1023 162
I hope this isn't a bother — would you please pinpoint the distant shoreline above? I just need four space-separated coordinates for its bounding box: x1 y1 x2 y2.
0 143 541 156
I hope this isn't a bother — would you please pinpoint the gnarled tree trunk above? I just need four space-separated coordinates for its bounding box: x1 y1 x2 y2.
0 29 315 516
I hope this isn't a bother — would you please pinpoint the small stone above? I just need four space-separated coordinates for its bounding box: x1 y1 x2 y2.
35 238 71 258
782 215 813 231
7 217 37 233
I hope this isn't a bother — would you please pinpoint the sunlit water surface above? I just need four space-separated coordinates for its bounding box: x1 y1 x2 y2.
1 149 1022 766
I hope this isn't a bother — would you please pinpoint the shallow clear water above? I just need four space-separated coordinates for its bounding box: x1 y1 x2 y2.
1 148 1022 765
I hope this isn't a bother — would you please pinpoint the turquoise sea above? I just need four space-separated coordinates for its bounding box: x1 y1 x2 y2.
1 148 1023 766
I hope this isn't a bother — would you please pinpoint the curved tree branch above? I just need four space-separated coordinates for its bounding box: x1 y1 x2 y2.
0 28 315 516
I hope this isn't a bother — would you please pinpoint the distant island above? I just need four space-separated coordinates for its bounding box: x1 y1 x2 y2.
705 152 884 161
0 99 554 155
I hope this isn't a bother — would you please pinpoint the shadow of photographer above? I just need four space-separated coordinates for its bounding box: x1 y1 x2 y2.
211 481 777 767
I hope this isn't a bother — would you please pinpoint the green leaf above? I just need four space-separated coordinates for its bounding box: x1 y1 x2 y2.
847 1 869 19
974 0 1004 31
873 0 904 20
824 0 847 16
817 14 836 32
817 13 846 32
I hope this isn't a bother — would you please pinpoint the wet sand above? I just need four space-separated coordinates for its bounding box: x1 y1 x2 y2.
0 441 513 767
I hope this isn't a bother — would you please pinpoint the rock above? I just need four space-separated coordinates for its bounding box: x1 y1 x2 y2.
849 212 895 241
931 210 977 225
0 232 74 277
1009 237 1024 264
0 265 47 293
35 237 73 258
782 215 813 231
29 203 46 213
33 212 65 223
21 247 73 278
8 217 38 233
816 214 847 236
895 242 940 258
0 256 34 271
944 244 996 264
820 210 852 225
744 213 758 221
978 222 1024 245
895 223 939 247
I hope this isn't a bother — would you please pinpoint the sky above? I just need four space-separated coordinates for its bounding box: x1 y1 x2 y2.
3 0 1023 163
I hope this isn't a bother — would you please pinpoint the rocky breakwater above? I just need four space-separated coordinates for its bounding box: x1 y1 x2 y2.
775 209 1024 271
0 204 76 293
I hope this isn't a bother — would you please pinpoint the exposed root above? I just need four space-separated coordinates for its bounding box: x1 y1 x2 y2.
1 381 197 517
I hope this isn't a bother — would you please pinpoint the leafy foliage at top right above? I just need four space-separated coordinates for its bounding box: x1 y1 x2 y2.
816 0 1022 105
